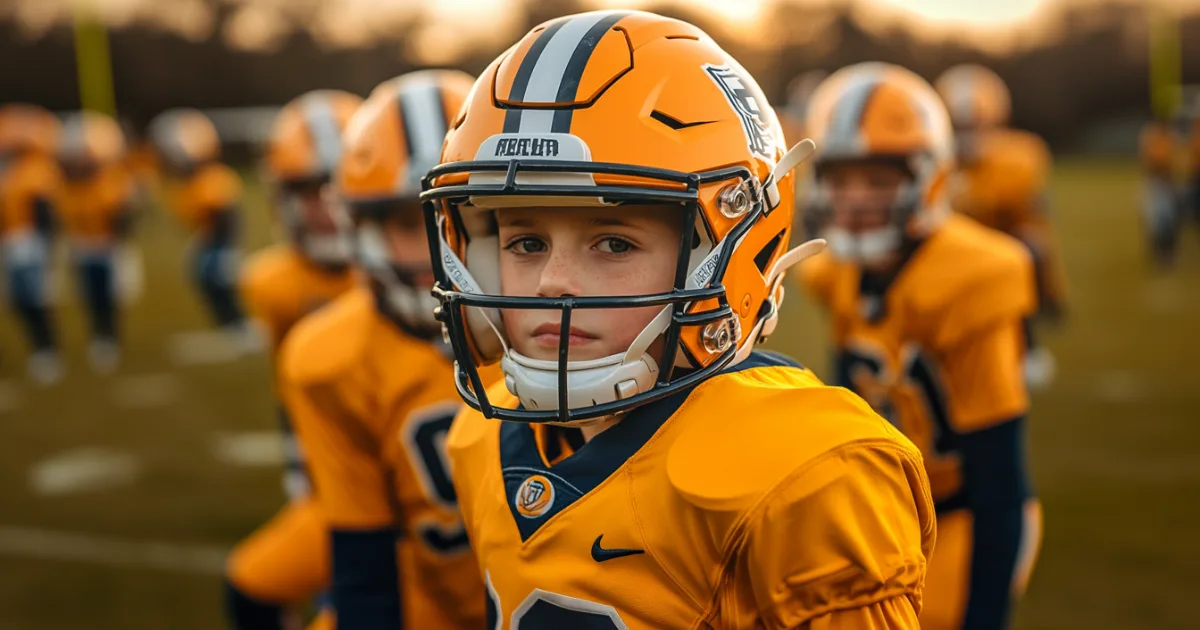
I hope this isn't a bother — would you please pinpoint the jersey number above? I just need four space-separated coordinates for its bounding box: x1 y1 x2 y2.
403 404 471 555
836 346 957 458
486 576 628 630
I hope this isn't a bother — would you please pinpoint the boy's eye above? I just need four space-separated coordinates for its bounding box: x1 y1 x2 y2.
509 237 546 254
596 237 633 255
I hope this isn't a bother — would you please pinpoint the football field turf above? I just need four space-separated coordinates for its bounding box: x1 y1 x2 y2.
1 158 1197 629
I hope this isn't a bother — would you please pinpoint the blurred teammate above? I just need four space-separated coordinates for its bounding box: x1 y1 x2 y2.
936 64 1066 388
280 70 488 630
224 90 361 630
149 109 252 340
424 12 934 629
800 62 1042 630
781 69 830 241
57 111 137 373
1139 119 1181 267
0 103 65 383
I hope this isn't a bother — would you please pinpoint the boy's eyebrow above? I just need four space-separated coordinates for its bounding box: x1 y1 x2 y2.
499 217 536 228
589 217 636 227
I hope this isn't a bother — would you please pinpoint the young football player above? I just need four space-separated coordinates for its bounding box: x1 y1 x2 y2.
421 11 935 630
935 64 1066 389
800 62 1042 630
149 108 251 340
1140 119 1181 267
0 103 65 383
56 111 137 373
223 89 361 630
279 70 488 630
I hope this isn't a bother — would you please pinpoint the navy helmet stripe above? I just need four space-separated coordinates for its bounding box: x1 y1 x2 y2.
502 20 566 133
550 12 628 133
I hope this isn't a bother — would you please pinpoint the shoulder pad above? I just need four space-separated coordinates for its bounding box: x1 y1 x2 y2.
280 287 376 385
191 163 242 209
9 154 63 198
446 378 509 462
910 216 1035 348
795 249 840 307
667 371 914 512
986 130 1050 203
239 245 297 326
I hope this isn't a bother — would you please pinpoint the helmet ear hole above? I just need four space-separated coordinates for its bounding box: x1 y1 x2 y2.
753 229 787 274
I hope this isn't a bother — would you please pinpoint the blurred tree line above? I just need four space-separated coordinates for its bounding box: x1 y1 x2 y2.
1 0 1196 150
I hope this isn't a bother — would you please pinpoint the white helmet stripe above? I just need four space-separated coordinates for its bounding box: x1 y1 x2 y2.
303 96 343 176
825 74 881 157
503 11 627 134
396 76 448 194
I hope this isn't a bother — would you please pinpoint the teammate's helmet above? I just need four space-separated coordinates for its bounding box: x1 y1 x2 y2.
0 103 61 156
148 108 221 175
337 70 476 335
58 111 127 180
420 10 821 424
805 62 955 264
935 63 1011 132
265 89 363 268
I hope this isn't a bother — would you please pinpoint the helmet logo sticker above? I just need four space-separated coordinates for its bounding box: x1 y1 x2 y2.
703 63 774 161
495 137 560 157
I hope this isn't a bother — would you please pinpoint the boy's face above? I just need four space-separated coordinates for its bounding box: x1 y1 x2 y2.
821 161 911 234
281 179 339 236
496 204 684 362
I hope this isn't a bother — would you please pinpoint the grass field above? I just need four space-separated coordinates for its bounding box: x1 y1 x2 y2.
1 158 1198 629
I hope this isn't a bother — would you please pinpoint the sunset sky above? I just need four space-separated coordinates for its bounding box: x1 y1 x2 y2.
2 0 1195 60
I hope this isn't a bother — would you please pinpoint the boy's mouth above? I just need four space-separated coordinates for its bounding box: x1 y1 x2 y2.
531 322 600 347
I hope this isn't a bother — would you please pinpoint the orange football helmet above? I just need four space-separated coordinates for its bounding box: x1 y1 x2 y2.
57 111 128 181
420 10 821 423
148 108 221 175
337 70 476 334
935 63 1011 131
265 89 363 268
805 62 954 264
0 103 61 156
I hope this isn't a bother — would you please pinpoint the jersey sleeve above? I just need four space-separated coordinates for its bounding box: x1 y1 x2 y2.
744 441 935 630
239 255 286 351
940 318 1029 432
2 157 63 231
281 371 395 530
927 236 1035 350
801 595 920 629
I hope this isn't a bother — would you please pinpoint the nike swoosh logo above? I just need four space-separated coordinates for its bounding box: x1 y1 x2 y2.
591 535 645 563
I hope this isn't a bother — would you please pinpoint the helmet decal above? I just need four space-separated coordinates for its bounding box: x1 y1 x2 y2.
703 63 775 162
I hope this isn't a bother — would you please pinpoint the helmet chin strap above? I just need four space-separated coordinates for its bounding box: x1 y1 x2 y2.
734 237 827 365
357 223 439 330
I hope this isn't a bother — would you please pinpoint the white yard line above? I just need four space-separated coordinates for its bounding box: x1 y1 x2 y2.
212 430 285 467
0 526 226 575
167 328 263 366
110 373 184 409
28 448 141 496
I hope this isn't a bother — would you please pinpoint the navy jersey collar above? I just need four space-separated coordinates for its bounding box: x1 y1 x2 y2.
498 350 801 541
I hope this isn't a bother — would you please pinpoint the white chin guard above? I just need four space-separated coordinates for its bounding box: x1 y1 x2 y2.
304 233 353 267
383 281 440 330
825 225 901 266
501 350 660 411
